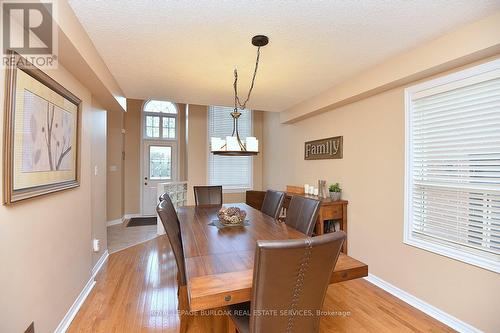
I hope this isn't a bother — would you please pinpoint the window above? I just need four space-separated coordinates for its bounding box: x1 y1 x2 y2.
144 100 177 114
405 59 500 273
143 100 177 139
208 106 252 191
149 146 172 180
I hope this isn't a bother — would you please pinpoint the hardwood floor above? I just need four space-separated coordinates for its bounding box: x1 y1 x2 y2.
68 236 455 333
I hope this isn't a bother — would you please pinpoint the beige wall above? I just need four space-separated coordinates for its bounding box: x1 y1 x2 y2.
124 99 143 215
90 99 108 265
106 108 124 221
252 110 264 192
0 64 107 332
262 59 500 332
178 103 187 181
186 104 208 205
186 105 264 205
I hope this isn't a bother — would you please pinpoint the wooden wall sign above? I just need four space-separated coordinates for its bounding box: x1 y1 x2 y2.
304 136 343 160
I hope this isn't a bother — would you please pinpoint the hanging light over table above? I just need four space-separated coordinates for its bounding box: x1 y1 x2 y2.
211 35 269 156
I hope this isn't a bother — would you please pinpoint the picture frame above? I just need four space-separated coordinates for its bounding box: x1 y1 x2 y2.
3 50 81 205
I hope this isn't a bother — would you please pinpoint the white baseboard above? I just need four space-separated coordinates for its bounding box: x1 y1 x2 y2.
124 213 155 219
92 250 109 278
106 218 123 227
54 277 95 333
54 250 109 333
364 274 481 333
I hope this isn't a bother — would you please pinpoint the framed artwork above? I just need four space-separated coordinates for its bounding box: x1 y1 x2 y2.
3 51 81 205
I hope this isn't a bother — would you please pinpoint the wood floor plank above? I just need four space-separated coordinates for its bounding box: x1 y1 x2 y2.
68 236 455 333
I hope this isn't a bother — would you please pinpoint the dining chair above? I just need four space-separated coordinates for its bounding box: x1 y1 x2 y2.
228 231 346 333
261 190 285 219
159 192 169 202
156 195 189 333
245 190 266 210
193 185 223 205
284 195 321 236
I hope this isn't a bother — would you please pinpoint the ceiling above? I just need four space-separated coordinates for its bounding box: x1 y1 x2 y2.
68 0 500 112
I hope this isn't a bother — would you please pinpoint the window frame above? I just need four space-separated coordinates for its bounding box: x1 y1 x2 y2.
404 59 500 273
143 100 178 141
207 106 253 192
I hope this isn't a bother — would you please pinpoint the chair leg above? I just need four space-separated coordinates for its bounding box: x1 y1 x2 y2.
227 317 237 333
178 285 189 333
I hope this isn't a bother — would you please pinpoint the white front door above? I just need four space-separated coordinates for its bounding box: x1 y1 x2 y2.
142 141 177 216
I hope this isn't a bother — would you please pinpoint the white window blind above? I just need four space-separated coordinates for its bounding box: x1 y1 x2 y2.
208 106 252 190
405 59 500 273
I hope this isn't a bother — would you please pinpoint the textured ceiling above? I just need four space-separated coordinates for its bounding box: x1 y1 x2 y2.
68 0 500 111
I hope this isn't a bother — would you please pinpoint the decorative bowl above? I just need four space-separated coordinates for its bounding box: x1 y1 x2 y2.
217 207 247 225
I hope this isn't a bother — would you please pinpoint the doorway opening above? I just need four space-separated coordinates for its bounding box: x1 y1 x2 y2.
141 100 179 216
108 100 179 253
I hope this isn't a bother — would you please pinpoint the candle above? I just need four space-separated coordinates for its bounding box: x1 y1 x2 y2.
313 188 319 196
226 136 240 151
309 186 315 195
246 137 259 152
304 184 309 194
211 137 224 151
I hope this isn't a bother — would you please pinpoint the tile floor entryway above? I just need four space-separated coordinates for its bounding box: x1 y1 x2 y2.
107 221 158 253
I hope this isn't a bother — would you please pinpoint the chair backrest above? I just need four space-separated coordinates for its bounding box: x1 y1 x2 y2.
250 232 346 333
245 190 266 210
193 185 223 205
156 195 187 285
285 196 321 236
261 190 285 219
159 192 169 202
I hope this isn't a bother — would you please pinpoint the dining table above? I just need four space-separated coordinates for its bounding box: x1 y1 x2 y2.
176 202 368 332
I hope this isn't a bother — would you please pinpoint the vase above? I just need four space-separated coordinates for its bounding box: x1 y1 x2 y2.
329 191 341 201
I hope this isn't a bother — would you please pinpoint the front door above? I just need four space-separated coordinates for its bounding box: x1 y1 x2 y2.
142 142 177 215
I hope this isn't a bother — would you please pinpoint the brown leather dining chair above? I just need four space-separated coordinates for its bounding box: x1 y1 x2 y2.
285 195 321 236
159 192 169 202
193 185 223 205
156 194 189 333
261 190 285 219
228 231 346 333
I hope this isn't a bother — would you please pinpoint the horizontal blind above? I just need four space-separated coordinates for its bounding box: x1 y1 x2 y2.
408 70 500 267
208 106 252 189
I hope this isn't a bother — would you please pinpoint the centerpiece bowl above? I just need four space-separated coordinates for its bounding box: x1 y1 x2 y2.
217 207 247 226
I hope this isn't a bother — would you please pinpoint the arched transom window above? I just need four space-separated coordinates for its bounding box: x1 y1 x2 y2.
143 100 177 139
144 100 177 140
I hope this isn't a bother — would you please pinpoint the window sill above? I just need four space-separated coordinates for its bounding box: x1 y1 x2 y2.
222 187 251 194
403 235 500 274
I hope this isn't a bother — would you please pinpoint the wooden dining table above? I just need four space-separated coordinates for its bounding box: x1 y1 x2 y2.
177 202 368 318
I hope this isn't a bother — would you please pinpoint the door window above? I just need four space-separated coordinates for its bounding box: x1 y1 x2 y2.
149 146 172 180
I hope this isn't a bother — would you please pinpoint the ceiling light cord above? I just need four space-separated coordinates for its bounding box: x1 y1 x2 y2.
233 46 261 111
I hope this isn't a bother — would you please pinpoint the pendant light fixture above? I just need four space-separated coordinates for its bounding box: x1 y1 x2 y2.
211 35 269 156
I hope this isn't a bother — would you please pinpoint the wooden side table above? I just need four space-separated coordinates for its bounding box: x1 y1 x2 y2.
284 187 348 254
